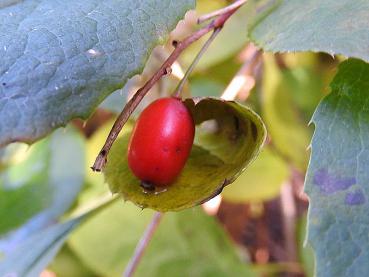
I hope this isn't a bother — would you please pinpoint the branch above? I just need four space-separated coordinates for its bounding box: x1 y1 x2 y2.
92 4 242 172
123 212 164 277
197 0 248 24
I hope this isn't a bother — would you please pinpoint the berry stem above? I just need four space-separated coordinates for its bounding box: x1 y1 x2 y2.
173 27 222 98
92 2 243 172
123 212 164 277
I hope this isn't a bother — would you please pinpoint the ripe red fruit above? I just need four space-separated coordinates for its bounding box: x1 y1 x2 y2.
127 97 195 187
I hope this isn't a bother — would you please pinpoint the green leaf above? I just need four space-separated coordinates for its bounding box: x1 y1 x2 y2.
0 197 115 277
222 147 288 203
305 59 369 276
104 98 266 212
69 201 255 277
48 245 98 277
249 0 369 61
0 127 85 236
190 78 225 98
0 0 195 146
262 54 312 170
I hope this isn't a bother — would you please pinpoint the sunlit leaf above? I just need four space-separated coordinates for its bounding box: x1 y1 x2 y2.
70 202 255 277
262 54 312 170
104 98 266 211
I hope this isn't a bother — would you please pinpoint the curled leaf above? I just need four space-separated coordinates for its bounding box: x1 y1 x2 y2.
104 97 266 211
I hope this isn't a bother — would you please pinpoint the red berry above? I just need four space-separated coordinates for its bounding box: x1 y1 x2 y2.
127 97 195 187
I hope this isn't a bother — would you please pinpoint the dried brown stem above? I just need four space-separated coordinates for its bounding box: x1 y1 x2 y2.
123 212 163 277
92 5 241 172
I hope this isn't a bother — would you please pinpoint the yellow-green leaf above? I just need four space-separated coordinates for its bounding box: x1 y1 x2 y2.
104 97 266 211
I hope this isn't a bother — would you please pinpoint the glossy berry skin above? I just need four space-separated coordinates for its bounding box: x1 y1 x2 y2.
127 97 195 187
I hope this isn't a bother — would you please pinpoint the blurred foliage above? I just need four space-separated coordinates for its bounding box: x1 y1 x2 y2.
0 0 344 274
181 1 249 70
222 146 289 202
298 215 315 277
180 0 279 71
0 212 87 277
0 48 335 276
69 202 255 277
49 246 97 277
0 127 85 238
190 77 225 98
262 53 324 171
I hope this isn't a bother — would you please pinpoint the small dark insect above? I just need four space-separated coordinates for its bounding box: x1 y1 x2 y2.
140 180 156 192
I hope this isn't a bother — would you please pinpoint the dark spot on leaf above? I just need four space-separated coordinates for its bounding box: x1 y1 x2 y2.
345 190 366 206
251 122 258 141
314 168 356 194
233 116 240 131
140 181 155 192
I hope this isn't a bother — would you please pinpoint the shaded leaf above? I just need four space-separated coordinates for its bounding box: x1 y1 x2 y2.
70 201 255 277
249 0 369 61
222 147 288 202
0 0 195 146
104 98 266 212
0 197 115 277
0 127 85 240
0 214 86 277
305 59 369 276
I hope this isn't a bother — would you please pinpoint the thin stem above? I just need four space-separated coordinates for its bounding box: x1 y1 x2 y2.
174 27 222 98
197 0 248 24
280 182 297 263
123 212 164 277
92 5 241 172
